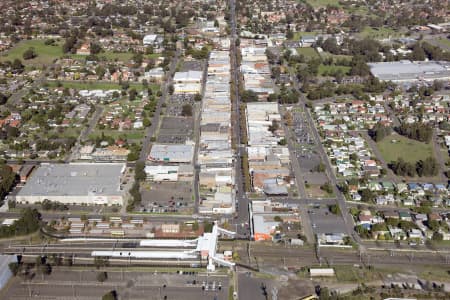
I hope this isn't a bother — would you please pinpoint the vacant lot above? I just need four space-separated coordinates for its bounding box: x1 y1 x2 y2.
0 39 63 66
376 134 434 164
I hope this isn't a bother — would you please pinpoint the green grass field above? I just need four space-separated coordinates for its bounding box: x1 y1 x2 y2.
69 52 160 62
320 51 352 61
318 64 350 75
376 134 434 164
46 81 159 92
90 129 144 141
296 47 320 59
358 26 401 39
305 0 340 8
292 31 318 41
434 38 450 49
0 39 63 66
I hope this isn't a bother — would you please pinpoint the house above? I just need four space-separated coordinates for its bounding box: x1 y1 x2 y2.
76 43 90 55
381 181 395 192
389 227 405 240
408 229 423 239
399 211 412 221
300 35 317 47
383 211 399 220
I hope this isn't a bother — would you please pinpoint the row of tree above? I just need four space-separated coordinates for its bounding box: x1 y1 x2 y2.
0 208 41 238
390 157 439 177
396 123 433 143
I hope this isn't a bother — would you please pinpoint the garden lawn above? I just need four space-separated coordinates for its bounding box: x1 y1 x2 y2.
376 134 434 164
0 39 63 66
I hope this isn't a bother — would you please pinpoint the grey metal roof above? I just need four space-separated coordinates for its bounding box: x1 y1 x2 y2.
368 60 450 81
17 163 125 197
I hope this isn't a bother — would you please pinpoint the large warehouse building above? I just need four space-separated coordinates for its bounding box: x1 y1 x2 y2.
368 60 450 83
15 163 126 206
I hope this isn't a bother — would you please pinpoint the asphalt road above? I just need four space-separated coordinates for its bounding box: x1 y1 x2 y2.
229 0 250 233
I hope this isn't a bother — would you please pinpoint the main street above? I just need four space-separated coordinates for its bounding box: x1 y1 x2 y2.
229 0 250 232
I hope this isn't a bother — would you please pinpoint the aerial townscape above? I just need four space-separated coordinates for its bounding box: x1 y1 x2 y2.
0 0 449 299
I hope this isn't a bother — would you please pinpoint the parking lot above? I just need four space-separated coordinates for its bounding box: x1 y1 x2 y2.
157 116 194 143
291 108 331 196
308 205 347 234
166 94 196 116
180 60 204 72
1 269 229 300
140 181 194 213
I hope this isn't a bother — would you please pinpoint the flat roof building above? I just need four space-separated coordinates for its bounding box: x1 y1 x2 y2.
15 163 126 206
368 60 450 83
148 143 194 163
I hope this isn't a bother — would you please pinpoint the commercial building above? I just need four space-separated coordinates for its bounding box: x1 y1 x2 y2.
173 70 204 94
197 46 236 214
15 163 126 206
143 34 163 47
148 143 194 164
144 165 193 182
249 200 300 241
368 60 450 83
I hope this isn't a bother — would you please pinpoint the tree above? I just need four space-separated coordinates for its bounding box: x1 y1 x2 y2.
102 290 118 300
320 182 333 194
23 47 37 60
194 93 202 102
129 88 138 101
143 118 151 127
12 59 24 73
432 231 443 241
0 93 9 105
90 43 102 55
97 271 108 282
192 221 199 231
369 123 392 142
268 120 279 134
8 262 20 276
181 104 192 117
135 161 146 181
274 216 283 222
240 90 258 102
328 204 340 215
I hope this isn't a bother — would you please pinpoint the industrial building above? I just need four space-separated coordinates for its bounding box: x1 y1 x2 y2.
368 60 450 83
15 163 126 206
144 165 194 182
